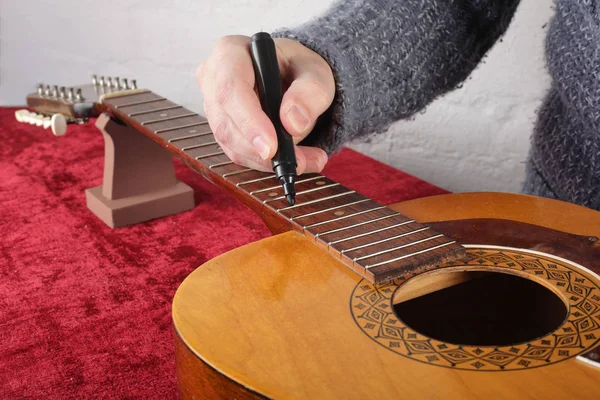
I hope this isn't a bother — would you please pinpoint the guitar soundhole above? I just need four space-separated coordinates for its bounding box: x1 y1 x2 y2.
393 271 567 346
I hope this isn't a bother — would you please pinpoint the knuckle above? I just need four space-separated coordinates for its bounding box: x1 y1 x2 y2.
304 78 333 108
214 79 235 107
212 119 232 147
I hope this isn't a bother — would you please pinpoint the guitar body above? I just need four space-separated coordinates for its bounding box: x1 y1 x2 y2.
173 192 600 399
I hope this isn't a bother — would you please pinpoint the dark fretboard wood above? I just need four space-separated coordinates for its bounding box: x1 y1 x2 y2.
100 90 465 283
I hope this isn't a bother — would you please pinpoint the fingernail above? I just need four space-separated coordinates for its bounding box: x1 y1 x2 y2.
252 136 271 160
286 104 310 133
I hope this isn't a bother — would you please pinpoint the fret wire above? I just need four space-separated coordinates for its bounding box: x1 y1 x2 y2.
277 191 356 212
263 183 340 204
128 105 182 117
209 161 234 169
236 174 276 187
290 199 371 221
195 151 225 160
249 176 323 195
328 220 415 246
181 141 217 151
141 112 197 125
155 121 209 134
341 227 430 254
354 234 444 262
115 97 166 108
167 132 212 142
105 89 150 100
223 169 253 178
315 213 398 237
365 241 457 269
304 206 386 229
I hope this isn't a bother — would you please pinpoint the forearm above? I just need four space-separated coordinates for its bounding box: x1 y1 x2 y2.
273 0 521 154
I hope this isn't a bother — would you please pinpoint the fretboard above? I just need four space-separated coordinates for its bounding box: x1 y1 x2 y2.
100 90 465 283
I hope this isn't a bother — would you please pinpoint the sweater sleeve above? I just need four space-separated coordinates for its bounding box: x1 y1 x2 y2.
272 0 521 154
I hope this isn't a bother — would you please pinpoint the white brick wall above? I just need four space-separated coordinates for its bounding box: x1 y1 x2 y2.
0 0 553 193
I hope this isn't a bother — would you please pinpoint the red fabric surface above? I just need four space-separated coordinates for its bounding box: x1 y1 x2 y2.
0 107 447 399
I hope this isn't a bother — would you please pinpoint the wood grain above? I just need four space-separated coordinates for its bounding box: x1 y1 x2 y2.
173 192 600 399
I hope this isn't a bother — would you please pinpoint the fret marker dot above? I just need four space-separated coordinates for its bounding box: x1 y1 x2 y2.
159 113 168 117
316 180 326 185
189 129 197 133
334 211 345 216
268 192 278 197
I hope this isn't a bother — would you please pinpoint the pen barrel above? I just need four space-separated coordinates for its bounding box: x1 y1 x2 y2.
250 32 297 175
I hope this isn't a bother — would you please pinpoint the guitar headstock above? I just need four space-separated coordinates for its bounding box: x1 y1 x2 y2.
17 75 138 136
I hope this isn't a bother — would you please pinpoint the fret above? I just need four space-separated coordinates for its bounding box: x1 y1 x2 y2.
179 142 222 159
209 161 234 169
235 174 277 187
167 132 212 143
304 206 386 229
141 112 197 126
168 135 215 150
119 99 180 115
181 141 217 151
262 183 340 204
289 198 371 221
353 234 444 262
155 121 208 134
276 191 356 212
327 219 415 246
195 150 225 160
364 240 457 269
100 89 466 284
246 175 328 201
259 180 347 207
333 221 424 252
222 168 254 178
128 105 182 117
115 97 167 108
313 213 399 238
249 175 322 195
341 227 430 254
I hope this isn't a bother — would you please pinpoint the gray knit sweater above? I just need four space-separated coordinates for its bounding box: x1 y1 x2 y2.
273 0 600 210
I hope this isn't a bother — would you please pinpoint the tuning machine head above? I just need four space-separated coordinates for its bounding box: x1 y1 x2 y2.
91 74 137 90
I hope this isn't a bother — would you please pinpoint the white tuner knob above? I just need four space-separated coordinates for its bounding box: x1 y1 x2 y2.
14 109 30 122
34 114 45 126
51 114 67 136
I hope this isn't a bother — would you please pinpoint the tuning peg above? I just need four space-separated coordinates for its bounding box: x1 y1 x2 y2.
76 88 83 101
99 76 105 86
92 74 98 85
106 77 113 88
51 114 67 136
15 109 30 122
114 77 121 89
45 85 51 96
51 85 58 98
37 84 44 96
122 78 129 89
131 79 137 89
34 114 45 126
59 86 67 99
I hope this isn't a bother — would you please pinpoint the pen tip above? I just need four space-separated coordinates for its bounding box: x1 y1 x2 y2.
286 194 295 206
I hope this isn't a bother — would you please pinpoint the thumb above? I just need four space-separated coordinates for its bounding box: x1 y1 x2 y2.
280 66 335 139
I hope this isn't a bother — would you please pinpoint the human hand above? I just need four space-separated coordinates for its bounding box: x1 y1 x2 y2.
197 35 335 173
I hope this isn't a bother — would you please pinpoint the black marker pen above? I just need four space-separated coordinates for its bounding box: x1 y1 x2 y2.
250 32 297 206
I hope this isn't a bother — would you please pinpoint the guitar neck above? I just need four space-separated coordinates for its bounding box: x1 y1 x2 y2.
100 89 464 283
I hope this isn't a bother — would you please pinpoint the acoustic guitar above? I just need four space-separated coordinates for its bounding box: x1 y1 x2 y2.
36 81 600 398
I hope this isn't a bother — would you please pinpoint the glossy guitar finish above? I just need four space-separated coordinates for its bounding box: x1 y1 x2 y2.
173 193 600 399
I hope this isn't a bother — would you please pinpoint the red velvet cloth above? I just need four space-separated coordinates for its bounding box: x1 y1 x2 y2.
0 107 446 399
